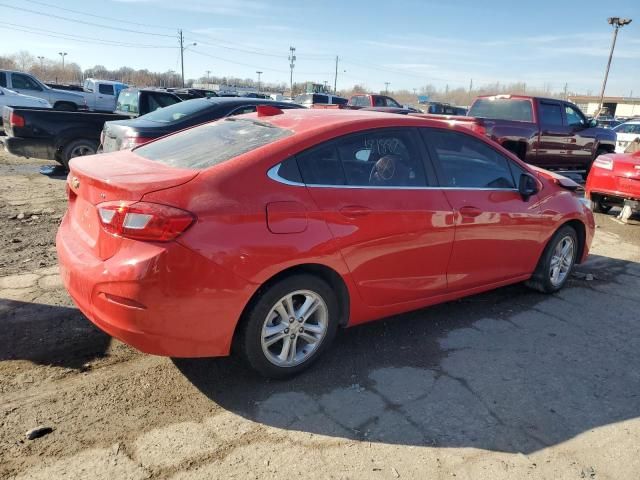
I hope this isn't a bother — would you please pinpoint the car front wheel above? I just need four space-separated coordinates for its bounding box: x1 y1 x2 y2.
238 274 339 378
526 225 578 293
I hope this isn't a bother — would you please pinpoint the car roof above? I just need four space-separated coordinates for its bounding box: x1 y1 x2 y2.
85 78 125 85
474 94 565 103
242 107 466 136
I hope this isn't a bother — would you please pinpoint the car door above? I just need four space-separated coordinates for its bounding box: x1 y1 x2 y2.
563 103 593 167
537 100 569 167
96 83 116 111
422 128 543 292
10 73 45 102
294 128 455 306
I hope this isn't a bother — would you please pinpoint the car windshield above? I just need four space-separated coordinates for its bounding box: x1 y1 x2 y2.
134 117 292 169
468 98 534 122
139 98 212 123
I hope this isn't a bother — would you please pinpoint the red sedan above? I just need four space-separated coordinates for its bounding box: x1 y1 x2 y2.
57 107 595 378
585 151 640 221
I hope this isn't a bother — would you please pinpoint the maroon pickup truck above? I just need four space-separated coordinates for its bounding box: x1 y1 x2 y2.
462 95 616 171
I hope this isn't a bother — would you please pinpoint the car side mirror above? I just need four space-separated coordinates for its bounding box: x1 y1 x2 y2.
518 173 539 201
588 118 598 128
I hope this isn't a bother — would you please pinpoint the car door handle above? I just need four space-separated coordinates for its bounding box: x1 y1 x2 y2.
459 206 483 218
339 205 371 218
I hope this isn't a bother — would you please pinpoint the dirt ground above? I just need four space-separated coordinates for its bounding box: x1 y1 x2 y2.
1 150 639 480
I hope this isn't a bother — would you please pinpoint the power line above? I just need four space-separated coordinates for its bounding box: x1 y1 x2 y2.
22 0 175 31
189 49 288 74
0 3 175 38
0 22 177 48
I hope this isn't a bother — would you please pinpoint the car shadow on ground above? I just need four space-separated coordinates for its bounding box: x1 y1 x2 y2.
0 299 111 369
175 254 640 454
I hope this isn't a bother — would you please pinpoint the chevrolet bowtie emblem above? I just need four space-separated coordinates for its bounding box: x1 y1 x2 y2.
72 177 80 189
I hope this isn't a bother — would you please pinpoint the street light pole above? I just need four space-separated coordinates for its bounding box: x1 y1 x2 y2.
206 70 211 86
256 71 263 92
58 52 67 73
384 82 390 94
288 46 296 98
596 17 632 118
37 55 44 75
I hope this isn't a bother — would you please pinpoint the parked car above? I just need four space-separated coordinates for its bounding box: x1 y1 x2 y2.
57 107 594 378
0 87 51 125
0 70 87 111
101 97 304 152
612 121 640 153
347 93 403 109
295 93 348 108
82 79 128 112
425 102 467 116
2 89 180 168
585 151 640 219
464 95 616 171
593 117 622 130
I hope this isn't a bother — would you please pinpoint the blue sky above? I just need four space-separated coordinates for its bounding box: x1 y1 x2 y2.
1 0 639 94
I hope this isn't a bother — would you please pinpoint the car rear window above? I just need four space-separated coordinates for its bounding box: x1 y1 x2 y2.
141 98 211 123
468 98 533 122
116 91 139 114
134 118 292 169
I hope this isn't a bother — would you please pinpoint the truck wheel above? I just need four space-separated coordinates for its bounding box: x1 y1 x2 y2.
61 139 98 170
585 148 608 178
53 102 77 111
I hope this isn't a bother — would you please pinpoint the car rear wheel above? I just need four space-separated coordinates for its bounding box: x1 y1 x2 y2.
526 225 578 293
590 194 613 214
61 139 98 169
238 274 339 378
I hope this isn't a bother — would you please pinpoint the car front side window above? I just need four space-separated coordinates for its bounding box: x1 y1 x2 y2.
424 129 516 189
11 73 42 91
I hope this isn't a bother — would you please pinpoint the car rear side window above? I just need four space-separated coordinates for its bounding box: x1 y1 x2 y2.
468 99 533 122
424 129 516 189
134 118 292 169
539 102 563 126
116 91 139 113
296 129 427 188
98 84 115 95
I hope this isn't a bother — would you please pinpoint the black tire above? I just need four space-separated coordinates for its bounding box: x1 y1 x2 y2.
526 225 579 294
590 194 612 214
237 274 339 379
61 139 98 169
53 102 77 111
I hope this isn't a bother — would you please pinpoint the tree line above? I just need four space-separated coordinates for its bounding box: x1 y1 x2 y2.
1 50 568 105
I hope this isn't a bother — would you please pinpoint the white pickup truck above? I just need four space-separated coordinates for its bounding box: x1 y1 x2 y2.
0 70 87 111
82 78 128 112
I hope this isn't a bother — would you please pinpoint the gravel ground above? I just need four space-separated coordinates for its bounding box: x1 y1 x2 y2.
1 150 639 480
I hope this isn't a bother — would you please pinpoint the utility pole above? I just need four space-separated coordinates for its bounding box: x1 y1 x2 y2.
256 71 262 92
596 17 632 118
384 82 390 94
58 52 67 73
206 70 211 85
469 78 473 92
288 46 296 98
563 83 568 100
334 56 339 94
178 29 197 88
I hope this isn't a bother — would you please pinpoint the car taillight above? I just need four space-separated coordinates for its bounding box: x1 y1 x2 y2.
120 136 153 150
10 112 25 128
97 201 195 242
593 157 614 170
99 130 105 146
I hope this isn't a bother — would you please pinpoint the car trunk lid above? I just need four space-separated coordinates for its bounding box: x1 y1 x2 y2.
66 150 198 260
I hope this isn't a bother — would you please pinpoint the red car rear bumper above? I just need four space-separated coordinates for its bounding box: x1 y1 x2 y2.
56 215 257 358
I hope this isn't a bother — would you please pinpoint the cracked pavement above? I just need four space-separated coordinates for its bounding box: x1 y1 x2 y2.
1 154 640 479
